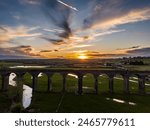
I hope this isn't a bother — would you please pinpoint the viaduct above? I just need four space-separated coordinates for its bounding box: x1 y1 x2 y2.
0 69 150 94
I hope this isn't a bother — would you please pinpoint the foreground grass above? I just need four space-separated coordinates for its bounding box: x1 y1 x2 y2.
0 73 150 112
0 86 22 112
30 92 150 113
0 76 24 112
24 74 150 113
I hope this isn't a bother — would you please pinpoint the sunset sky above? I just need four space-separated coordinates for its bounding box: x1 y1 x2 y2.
0 0 150 59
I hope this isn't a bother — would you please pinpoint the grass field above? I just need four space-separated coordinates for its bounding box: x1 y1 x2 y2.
19 73 150 113
0 61 150 112
124 65 150 71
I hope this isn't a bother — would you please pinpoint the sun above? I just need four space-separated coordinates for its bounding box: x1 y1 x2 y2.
78 54 88 60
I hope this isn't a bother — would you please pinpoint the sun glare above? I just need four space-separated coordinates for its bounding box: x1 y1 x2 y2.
78 55 88 60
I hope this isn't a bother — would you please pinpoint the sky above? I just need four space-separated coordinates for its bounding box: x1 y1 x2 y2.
0 0 150 59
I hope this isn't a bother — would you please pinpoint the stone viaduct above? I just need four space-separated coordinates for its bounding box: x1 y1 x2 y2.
0 68 150 94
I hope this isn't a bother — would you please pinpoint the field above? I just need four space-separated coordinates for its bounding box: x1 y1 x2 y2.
8 73 150 112
0 73 150 112
0 58 150 113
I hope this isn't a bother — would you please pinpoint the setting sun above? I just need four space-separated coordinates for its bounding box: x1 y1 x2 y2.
78 55 88 60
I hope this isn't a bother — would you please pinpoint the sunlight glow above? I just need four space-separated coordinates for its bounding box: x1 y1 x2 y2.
78 54 88 60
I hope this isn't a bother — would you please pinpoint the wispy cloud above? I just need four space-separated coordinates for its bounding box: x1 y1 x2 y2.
13 15 21 20
86 29 125 41
19 0 41 5
57 0 78 11
28 26 40 31
94 29 125 37
73 44 93 48
42 0 73 46
126 47 150 56
83 0 150 30
116 46 141 51
42 28 124 50
0 26 7 32
43 28 64 33
0 26 42 45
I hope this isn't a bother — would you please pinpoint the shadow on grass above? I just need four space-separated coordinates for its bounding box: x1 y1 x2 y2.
29 92 150 113
0 87 19 112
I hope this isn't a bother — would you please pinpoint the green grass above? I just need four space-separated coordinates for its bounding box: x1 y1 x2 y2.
0 76 24 112
0 72 150 112
124 65 150 71
29 92 150 113
23 73 150 113
0 86 22 112
0 62 22 69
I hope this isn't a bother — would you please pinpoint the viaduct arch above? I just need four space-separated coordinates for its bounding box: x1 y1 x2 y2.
0 69 150 95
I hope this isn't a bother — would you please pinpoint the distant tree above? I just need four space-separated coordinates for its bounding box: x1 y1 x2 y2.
129 60 144 65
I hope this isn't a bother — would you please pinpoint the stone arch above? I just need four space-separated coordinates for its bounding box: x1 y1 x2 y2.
82 73 95 93
98 73 109 93
113 73 124 93
129 74 139 93
66 73 78 93
23 72 32 87
145 74 150 94
37 72 48 92
51 73 63 92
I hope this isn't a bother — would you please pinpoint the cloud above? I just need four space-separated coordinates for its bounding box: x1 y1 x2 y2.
126 47 150 56
0 26 7 32
41 0 73 45
18 0 41 5
116 45 140 50
87 47 150 58
54 49 59 52
13 15 21 20
67 46 150 59
90 29 125 40
73 44 93 48
87 53 125 58
66 50 126 59
40 50 52 53
85 51 126 58
43 28 64 33
42 29 124 50
115 46 150 56
43 0 72 38
57 0 78 11
41 0 126 49
0 26 42 44
0 45 40 57
41 37 65 45
83 0 150 29
40 49 59 53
